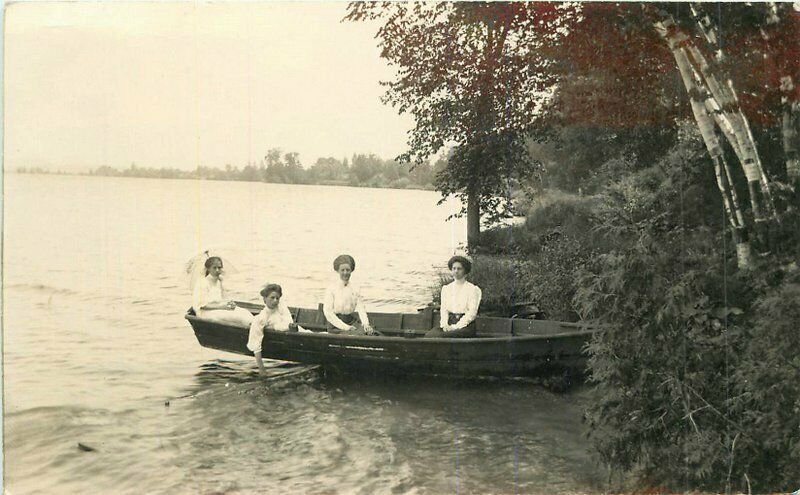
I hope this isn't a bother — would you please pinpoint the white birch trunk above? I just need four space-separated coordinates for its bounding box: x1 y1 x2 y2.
682 44 775 223
781 79 800 185
687 5 777 220
655 19 753 268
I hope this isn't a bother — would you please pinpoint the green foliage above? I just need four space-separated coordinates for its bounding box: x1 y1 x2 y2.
572 134 800 492
347 2 570 228
436 132 543 224
521 233 593 322
474 192 613 321
87 150 438 190
431 255 532 317
729 279 800 490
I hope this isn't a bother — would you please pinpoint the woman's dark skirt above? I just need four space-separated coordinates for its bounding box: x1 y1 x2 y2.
424 313 477 338
326 313 367 335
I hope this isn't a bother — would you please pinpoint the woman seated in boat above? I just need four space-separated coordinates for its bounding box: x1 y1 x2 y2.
192 256 254 327
323 254 378 336
248 283 299 375
425 256 482 338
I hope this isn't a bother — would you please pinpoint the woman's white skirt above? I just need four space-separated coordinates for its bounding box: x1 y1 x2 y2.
197 307 254 327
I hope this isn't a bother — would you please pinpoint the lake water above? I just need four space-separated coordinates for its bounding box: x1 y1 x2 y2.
3 174 602 494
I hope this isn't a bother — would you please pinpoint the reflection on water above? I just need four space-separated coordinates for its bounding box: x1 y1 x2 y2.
4 175 602 494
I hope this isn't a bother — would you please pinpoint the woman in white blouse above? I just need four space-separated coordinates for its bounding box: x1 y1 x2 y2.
425 256 482 338
248 284 298 375
323 254 377 335
192 256 254 327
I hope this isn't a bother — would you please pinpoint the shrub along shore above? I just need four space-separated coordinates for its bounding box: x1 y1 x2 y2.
434 129 800 492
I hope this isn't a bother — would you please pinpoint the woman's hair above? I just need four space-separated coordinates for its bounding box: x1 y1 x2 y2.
333 254 356 271
204 256 223 276
260 283 283 298
447 255 472 274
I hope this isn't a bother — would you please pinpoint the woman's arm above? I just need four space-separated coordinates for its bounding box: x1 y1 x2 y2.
202 301 236 310
193 280 234 311
249 313 268 374
354 288 372 331
272 303 296 332
451 285 481 329
280 304 299 331
254 351 266 375
440 284 451 330
247 310 266 360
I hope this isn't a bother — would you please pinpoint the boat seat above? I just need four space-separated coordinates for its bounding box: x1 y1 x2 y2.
369 312 403 331
475 317 513 337
296 307 324 326
402 308 435 330
512 319 584 336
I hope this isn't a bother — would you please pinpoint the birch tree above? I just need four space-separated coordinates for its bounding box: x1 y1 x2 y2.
651 3 799 266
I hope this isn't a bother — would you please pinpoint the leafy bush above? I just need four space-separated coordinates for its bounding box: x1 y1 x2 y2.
520 233 594 321
573 135 800 492
473 223 537 256
474 192 614 320
727 278 800 490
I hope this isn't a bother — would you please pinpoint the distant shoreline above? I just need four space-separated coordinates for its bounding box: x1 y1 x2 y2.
10 167 438 192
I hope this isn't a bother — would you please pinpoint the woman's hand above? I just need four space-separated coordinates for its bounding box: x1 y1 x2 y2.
226 301 237 310
347 325 358 332
364 324 376 335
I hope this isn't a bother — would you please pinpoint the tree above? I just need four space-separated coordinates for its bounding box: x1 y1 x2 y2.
346 2 570 247
310 157 346 182
350 153 381 184
549 2 799 268
283 151 305 184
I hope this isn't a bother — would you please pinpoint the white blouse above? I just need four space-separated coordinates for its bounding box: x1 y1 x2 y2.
323 279 370 331
247 302 294 354
192 276 224 314
440 280 482 330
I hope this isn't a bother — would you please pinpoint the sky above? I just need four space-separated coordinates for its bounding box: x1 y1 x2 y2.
4 1 413 172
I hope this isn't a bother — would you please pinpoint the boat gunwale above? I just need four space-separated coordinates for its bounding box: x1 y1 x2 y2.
184 313 600 344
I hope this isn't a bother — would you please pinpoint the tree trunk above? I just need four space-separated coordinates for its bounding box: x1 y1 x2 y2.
781 76 800 185
685 6 777 222
467 191 480 250
656 19 753 268
683 43 776 223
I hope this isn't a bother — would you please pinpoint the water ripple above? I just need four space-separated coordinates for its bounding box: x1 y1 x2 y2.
4 176 601 494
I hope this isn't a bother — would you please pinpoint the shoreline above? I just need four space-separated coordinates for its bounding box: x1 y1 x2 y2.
9 169 437 192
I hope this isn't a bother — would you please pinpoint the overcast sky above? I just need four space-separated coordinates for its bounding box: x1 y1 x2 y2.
4 1 413 171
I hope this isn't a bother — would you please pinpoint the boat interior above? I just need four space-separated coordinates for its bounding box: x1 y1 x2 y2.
229 301 593 338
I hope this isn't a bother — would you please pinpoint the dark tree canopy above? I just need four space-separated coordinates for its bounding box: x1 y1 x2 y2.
346 2 577 231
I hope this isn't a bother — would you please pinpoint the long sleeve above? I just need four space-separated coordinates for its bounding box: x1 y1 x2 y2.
440 283 451 328
193 277 225 312
323 286 350 331
268 303 293 331
279 303 294 328
192 284 203 312
247 309 267 353
192 279 211 312
355 290 370 328
452 284 482 330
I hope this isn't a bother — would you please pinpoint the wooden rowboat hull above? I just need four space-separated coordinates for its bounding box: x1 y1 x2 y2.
185 303 599 379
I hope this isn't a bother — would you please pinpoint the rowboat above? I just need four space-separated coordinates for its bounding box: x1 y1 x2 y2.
185 301 599 380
